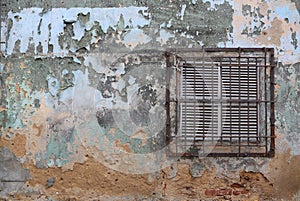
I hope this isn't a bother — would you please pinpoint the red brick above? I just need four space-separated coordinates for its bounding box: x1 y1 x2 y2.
205 189 217 197
233 190 241 195
216 189 232 196
233 189 249 195
231 183 243 188
241 189 249 194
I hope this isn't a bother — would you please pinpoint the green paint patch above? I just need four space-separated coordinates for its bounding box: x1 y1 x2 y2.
2 57 82 131
140 0 233 46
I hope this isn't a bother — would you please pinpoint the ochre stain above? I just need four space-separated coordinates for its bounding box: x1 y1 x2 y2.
255 17 284 46
114 139 131 153
32 123 42 137
0 133 27 157
20 62 26 69
131 129 147 146
0 106 7 112
26 157 158 200
268 150 300 200
275 83 281 95
14 83 21 94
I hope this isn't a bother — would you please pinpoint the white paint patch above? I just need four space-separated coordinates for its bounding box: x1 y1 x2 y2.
122 29 151 49
180 4 187 21
72 20 86 41
6 7 150 55
156 29 174 45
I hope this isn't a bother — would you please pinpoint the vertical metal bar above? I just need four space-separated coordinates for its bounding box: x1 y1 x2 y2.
255 57 259 143
269 48 275 156
230 57 232 145
218 59 223 144
211 57 215 145
165 52 171 148
175 57 180 155
238 48 241 155
193 59 196 144
184 61 187 151
247 57 250 145
264 48 268 154
199 47 206 154
202 50 205 151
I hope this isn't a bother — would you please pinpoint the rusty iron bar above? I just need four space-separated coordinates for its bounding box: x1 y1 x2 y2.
269 48 276 156
165 52 171 147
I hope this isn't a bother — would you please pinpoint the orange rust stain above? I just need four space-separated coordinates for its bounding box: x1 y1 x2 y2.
0 106 7 112
15 83 21 94
275 83 280 95
20 62 26 69
32 123 43 137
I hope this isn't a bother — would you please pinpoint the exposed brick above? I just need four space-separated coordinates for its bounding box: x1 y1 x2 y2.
233 190 242 195
233 189 249 195
216 189 232 196
230 183 244 188
241 189 250 194
205 189 217 197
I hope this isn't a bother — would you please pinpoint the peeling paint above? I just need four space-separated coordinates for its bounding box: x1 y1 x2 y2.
0 0 300 200
6 7 150 55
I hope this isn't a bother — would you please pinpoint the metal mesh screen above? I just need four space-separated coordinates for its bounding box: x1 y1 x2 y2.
165 48 275 157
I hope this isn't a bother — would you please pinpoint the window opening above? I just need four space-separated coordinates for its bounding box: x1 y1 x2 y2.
165 48 275 157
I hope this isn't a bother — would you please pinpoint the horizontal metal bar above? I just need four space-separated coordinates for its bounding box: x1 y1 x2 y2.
166 47 274 53
178 99 274 103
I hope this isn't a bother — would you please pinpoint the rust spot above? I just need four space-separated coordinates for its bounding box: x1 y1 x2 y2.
32 123 42 137
275 83 280 95
15 83 21 94
0 106 7 112
20 62 26 69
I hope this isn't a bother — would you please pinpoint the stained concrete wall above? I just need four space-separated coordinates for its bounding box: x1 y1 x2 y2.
0 0 299 200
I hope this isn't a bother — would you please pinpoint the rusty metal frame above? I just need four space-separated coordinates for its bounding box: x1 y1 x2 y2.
165 47 275 157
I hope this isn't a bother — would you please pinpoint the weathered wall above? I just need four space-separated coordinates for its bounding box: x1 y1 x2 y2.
0 0 299 200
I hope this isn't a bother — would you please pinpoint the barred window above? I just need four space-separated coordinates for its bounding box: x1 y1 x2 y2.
165 48 275 157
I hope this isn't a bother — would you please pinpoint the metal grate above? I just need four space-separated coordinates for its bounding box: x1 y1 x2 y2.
165 48 275 157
